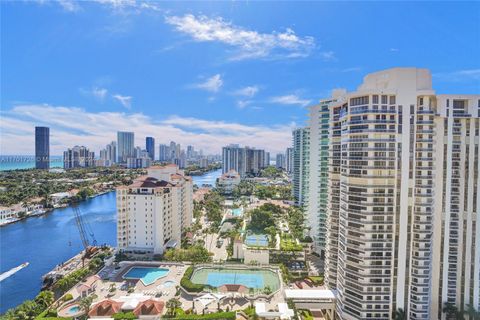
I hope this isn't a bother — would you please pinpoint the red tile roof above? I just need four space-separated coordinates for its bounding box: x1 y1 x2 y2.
88 299 123 317
133 299 165 316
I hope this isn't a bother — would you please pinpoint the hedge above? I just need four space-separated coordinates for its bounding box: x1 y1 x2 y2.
180 266 205 293
172 312 236 320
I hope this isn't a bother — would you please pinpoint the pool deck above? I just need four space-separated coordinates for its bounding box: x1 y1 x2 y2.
62 261 186 305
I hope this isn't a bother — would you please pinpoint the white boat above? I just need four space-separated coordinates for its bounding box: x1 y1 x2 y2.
0 262 29 282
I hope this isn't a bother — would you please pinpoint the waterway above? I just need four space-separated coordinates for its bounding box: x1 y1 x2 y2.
0 169 221 313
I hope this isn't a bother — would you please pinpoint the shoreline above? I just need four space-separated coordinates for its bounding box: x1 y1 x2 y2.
0 189 114 227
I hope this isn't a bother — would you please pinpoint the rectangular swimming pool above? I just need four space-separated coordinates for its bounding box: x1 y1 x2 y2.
190 267 280 291
123 267 169 286
232 208 243 216
244 234 269 247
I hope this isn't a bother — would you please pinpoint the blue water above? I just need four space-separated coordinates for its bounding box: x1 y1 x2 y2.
0 169 218 313
123 267 169 286
191 169 221 186
232 208 243 217
245 234 269 247
206 272 264 289
0 192 117 313
65 306 80 315
0 155 63 171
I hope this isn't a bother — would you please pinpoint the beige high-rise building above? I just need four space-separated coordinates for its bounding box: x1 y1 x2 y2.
316 68 479 320
116 164 193 255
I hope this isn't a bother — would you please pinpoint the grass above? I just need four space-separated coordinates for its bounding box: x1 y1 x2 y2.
280 235 303 251
299 309 313 320
307 275 324 285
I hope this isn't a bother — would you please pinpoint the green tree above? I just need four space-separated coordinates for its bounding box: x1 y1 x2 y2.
34 291 54 311
166 298 181 316
79 294 98 316
392 308 406 320
249 208 275 232
464 304 480 320
15 300 39 320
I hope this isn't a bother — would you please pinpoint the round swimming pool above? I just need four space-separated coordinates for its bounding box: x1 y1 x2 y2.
58 303 84 318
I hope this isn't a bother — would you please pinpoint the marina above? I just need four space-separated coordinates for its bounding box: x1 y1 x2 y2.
0 169 221 314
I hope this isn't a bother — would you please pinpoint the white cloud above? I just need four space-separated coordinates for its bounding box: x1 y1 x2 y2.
92 87 108 100
233 86 259 98
165 14 315 60
0 104 293 155
93 0 161 13
270 94 311 107
57 0 81 12
319 51 336 61
389 48 400 52
236 100 252 109
433 69 480 82
113 94 132 108
193 74 223 93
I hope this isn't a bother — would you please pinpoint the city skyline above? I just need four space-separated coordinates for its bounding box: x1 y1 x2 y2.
1 1 479 155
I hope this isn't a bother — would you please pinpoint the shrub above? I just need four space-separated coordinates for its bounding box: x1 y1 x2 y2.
179 266 210 293
171 311 236 320
63 294 73 301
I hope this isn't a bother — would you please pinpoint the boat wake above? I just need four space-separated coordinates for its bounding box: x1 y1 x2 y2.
0 263 29 282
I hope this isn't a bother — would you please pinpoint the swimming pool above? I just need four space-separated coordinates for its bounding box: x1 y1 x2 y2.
190 267 280 291
123 267 169 286
232 208 243 217
58 303 83 317
244 234 269 247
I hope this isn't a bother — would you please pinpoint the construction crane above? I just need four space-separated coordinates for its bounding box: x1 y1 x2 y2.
73 205 97 264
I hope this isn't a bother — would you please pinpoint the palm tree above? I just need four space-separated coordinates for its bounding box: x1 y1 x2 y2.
443 302 464 320
166 298 181 316
15 300 39 320
464 304 480 320
34 291 54 310
392 308 406 320
79 294 97 316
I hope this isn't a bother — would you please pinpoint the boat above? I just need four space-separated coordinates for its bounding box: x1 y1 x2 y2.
0 262 29 282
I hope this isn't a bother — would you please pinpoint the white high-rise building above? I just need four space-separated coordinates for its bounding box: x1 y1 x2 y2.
116 164 193 255
317 68 479 320
292 128 310 207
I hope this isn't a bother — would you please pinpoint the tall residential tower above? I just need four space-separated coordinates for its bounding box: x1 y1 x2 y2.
317 68 479 320
35 126 50 169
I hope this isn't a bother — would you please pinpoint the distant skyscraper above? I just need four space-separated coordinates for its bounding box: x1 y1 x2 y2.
98 141 116 167
146 137 155 160
286 147 293 174
63 146 95 169
275 153 285 169
35 126 50 169
158 144 169 161
265 152 270 167
222 145 266 177
187 145 194 159
117 131 134 163
169 141 177 160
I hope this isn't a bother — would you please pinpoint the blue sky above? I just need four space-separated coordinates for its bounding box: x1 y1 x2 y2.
1 0 479 155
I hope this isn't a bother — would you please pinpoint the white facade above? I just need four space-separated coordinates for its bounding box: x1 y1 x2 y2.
318 68 479 320
116 165 193 255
